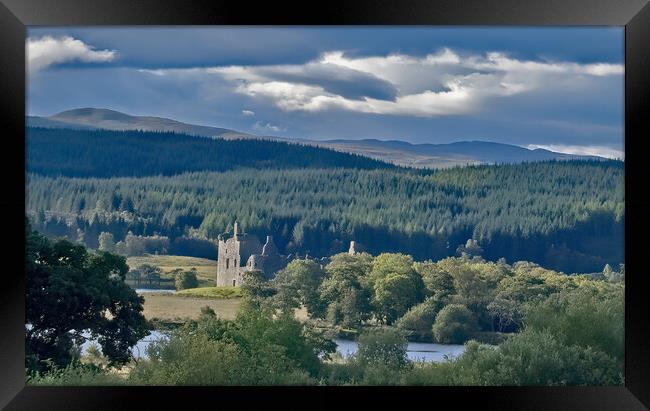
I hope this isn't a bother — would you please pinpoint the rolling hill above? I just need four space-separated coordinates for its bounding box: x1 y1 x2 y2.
27 107 606 168
28 108 255 140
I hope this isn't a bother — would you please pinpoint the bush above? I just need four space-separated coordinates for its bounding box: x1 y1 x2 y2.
523 283 624 363
27 363 125 386
395 298 441 339
174 268 199 290
129 304 332 385
432 304 478 344
401 329 623 386
356 327 409 370
468 331 510 345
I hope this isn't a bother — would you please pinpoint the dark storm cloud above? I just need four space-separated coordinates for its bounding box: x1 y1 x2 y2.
26 27 624 158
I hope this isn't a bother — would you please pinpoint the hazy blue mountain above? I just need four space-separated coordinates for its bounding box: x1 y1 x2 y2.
27 108 606 168
314 139 604 168
30 108 255 140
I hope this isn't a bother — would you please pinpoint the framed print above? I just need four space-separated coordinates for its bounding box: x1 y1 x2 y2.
1 0 649 409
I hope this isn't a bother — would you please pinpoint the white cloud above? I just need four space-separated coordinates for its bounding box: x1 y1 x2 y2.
527 144 624 159
242 109 255 116
27 35 116 73
138 48 623 118
253 121 286 133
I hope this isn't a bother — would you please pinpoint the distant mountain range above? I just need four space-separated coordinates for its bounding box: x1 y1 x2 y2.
28 108 605 168
28 108 254 140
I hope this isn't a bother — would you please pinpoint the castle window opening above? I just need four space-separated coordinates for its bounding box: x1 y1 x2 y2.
226 259 229 269
232 280 236 286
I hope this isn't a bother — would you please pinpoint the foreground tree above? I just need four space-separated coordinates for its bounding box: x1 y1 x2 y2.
355 327 410 385
128 301 335 385
26 220 151 374
357 327 409 369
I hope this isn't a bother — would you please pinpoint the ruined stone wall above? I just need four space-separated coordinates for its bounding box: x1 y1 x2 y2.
216 237 242 286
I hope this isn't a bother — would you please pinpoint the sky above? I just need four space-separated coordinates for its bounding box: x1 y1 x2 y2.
26 27 624 158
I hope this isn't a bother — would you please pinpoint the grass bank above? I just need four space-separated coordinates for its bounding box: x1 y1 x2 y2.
142 293 241 322
176 286 243 299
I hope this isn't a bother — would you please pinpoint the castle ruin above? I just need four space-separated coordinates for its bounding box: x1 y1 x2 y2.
216 222 294 286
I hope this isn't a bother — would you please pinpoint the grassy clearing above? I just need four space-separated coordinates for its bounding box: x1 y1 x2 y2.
142 293 241 322
142 292 310 323
176 286 243 299
126 254 217 287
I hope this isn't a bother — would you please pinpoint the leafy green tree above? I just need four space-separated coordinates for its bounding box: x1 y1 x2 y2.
356 327 409 370
415 260 455 301
432 304 478 344
272 258 326 317
175 268 199 290
445 259 507 330
319 253 374 328
407 330 622 386
129 301 335 385
523 282 624 364
26 220 151 374
98 232 115 252
127 268 143 287
240 270 276 307
372 273 423 324
487 269 560 332
395 297 443 339
138 264 162 287
369 253 425 324
124 232 146 256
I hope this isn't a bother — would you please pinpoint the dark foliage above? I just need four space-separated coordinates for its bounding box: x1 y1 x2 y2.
25 220 151 374
28 159 623 273
26 127 393 177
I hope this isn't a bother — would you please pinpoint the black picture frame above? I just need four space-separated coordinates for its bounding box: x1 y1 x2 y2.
2 0 649 409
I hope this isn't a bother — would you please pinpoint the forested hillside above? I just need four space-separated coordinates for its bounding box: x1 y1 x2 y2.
26 127 393 177
27 158 624 273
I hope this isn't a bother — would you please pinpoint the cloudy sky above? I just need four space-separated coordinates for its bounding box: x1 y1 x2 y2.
27 27 624 158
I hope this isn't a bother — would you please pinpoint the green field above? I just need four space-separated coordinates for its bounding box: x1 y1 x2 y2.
176 286 243 299
142 293 241 322
142 291 309 323
126 254 217 287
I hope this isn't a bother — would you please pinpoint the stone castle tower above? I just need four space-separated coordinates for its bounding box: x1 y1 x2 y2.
216 222 294 286
216 222 262 287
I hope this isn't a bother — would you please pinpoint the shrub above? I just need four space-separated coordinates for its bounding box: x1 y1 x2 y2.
432 304 478 344
27 363 125 386
356 327 409 370
395 297 441 339
523 282 624 363
174 268 199 290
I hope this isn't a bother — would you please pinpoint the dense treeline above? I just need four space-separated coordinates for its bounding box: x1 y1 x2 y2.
28 242 624 386
26 127 393 177
249 253 624 340
27 160 624 272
